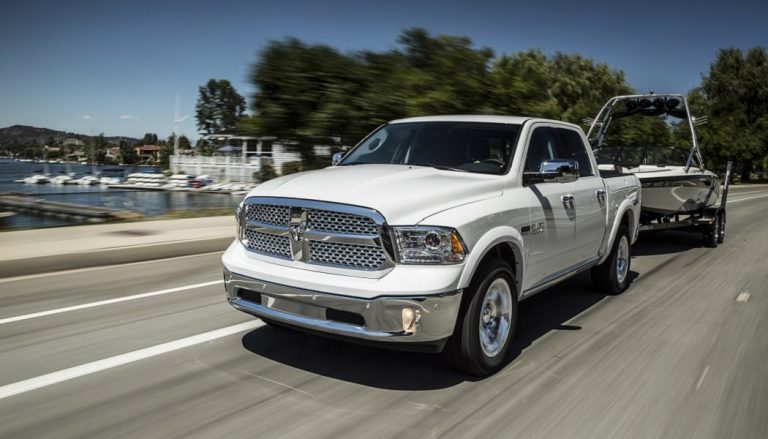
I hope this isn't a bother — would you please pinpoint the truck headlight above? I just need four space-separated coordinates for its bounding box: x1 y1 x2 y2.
393 226 467 264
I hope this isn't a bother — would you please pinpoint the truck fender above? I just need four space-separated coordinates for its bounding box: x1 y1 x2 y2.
458 226 525 294
597 198 637 265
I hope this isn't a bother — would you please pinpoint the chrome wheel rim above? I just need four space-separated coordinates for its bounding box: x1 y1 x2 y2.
616 235 629 284
478 277 513 358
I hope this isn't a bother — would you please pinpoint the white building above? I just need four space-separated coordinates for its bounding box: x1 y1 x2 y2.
169 135 333 183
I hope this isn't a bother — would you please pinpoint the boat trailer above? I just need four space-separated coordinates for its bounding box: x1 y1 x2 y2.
638 161 732 247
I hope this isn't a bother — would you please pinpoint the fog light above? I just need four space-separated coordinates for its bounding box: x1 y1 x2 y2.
401 308 421 333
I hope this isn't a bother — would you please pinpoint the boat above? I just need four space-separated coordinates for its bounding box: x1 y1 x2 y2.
587 93 720 217
74 176 100 185
50 174 74 185
22 174 50 184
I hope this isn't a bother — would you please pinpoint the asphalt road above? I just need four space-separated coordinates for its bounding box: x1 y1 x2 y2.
1 186 767 438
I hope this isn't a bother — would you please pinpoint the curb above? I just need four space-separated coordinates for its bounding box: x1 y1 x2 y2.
0 237 233 279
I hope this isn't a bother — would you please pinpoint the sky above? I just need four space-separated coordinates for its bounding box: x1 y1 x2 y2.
1 0 766 141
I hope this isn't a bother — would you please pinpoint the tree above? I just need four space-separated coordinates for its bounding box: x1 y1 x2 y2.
140 133 158 145
488 50 560 118
689 47 768 179
196 79 246 136
119 140 138 164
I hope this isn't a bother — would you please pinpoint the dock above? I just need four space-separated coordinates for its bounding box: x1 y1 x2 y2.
0 194 142 222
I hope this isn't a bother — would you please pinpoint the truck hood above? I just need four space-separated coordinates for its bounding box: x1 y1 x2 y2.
246 164 504 225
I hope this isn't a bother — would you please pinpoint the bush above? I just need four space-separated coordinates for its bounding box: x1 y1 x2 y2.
282 161 302 175
254 164 277 182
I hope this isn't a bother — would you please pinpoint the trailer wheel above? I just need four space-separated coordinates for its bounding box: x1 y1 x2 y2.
704 212 723 248
591 225 631 295
443 259 517 376
717 211 725 244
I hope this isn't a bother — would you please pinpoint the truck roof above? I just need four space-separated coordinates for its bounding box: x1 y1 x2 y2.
389 114 581 130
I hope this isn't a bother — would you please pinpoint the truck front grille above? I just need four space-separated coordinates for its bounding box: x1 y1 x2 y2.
246 204 291 226
243 229 291 259
241 199 394 272
307 209 379 235
309 240 386 270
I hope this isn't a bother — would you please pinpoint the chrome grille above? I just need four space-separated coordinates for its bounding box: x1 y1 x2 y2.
308 209 378 235
240 199 393 272
309 241 386 270
246 204 290 226
243 229 291 259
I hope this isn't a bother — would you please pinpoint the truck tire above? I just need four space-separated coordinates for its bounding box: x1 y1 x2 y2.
591 224 631 295
444 259 518 376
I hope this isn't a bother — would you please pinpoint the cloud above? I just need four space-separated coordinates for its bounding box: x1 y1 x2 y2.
119 114 139 120
81 115 91 120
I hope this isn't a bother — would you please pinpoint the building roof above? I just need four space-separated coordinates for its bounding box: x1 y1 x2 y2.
137 145 161 152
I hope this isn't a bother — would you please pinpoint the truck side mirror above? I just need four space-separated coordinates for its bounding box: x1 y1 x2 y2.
331 152 344 166
524 159 579 184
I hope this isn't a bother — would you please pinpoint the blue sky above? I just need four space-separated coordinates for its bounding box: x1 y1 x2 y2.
1 0 766 141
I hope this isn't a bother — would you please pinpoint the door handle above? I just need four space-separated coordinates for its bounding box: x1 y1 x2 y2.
561 194 575 205
596 189 606 198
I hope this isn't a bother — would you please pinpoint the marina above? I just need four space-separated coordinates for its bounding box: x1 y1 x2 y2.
0 159 243 229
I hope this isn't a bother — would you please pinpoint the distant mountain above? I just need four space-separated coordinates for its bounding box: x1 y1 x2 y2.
0 125 139 148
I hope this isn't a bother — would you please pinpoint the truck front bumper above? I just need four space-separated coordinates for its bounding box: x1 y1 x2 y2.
224 269 462 347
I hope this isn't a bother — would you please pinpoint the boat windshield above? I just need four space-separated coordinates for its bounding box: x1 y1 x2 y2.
595 145 690 168
339 122 520 175
589 95 695 168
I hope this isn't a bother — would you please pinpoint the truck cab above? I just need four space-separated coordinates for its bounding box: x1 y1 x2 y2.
222 115 641 375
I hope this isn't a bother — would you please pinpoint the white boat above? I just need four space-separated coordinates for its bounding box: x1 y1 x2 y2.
50 175 74 185
22 174 50 184
589 94 720 217
74 176 100 185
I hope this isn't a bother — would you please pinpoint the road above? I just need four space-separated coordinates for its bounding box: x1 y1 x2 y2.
1 187 767 438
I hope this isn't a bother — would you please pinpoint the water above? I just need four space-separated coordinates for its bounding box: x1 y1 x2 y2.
0 158 241 229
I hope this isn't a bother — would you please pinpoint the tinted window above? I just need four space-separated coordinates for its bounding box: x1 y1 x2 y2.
555 128 593 176
524 127 557 172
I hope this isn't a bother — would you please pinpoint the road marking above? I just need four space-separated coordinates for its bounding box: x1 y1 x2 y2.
0 251 224 284
736 291 751 303
728 194 768 204
0 280 221 325
696 365 710 390
0 320 263 400
241 370 315 397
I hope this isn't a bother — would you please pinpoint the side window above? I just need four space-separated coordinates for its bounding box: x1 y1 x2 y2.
555 128 594 177
525 127 557 172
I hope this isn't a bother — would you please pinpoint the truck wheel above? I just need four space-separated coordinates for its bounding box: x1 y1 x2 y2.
591 225 631 295
444 259 518 376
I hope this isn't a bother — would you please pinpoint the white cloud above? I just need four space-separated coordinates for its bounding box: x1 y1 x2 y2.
119 114 139 120
81 115 91 120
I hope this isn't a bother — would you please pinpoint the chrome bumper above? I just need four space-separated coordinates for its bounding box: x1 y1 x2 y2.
224 270 462 344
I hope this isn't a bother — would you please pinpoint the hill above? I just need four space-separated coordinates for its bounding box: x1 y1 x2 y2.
0 125 139 148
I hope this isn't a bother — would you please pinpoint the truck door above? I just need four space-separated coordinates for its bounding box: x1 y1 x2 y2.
522 125 578 291
554 127 606 263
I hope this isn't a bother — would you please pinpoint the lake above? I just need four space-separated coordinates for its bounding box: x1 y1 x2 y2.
0 158 241 229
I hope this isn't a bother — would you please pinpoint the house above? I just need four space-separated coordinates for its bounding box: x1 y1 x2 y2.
135 145 161 163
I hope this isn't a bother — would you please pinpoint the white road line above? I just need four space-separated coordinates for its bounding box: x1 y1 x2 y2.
736 291 751 303
0 320 264 400
728 194 768 204
0 280 221 325
696 365 710 390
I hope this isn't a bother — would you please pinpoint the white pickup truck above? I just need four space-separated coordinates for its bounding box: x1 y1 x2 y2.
222 115 641 375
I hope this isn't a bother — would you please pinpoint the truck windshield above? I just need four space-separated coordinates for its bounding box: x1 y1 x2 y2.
339 122 520 175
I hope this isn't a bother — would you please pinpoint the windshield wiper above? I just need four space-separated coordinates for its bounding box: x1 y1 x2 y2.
411 163 467 172
337 161 368 166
